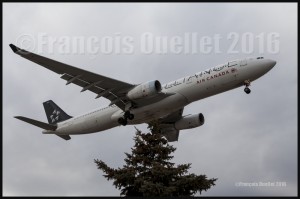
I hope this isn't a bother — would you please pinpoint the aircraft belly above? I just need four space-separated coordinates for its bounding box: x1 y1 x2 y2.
129 93 188 124
56 110 118 135
178 71 241 102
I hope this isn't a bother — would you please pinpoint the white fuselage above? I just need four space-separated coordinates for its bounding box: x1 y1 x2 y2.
45 57 276 136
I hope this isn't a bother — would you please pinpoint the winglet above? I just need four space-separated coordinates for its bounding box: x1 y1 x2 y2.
9 44 21 53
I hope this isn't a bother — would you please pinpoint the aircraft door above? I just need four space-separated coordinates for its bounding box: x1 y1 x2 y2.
228 60 239 79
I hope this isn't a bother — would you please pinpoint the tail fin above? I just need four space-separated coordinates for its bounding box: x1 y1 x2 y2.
43 100 72 124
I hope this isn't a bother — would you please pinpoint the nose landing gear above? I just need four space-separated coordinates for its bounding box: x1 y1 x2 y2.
244 87 251 94
244 79 251 94
118 111 135 126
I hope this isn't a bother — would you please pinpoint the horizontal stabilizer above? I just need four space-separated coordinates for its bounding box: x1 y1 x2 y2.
56 135 71 140
14 116 57 131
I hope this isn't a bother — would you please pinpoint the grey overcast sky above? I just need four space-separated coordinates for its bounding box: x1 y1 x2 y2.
3 3 297 196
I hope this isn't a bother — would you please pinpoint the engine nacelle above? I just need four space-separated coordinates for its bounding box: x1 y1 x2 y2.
174 113 205 130
127 80 162 100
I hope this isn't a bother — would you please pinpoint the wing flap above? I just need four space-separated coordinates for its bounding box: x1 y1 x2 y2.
9 44 173 110
61 73 105 93
9 44 135 106
161 127 179 142
151 108 184 142
160 108 184 123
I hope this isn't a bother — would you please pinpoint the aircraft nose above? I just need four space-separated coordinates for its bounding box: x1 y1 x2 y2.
267 59 277 68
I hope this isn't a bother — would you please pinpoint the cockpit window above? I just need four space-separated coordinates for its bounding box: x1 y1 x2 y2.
257 57 264 59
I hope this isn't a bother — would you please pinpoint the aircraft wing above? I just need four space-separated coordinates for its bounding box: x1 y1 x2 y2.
157 108 184 142
9 44 143 110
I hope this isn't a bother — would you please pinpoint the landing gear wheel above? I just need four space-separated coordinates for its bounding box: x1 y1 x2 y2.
118 117 128 126
127 113 134 120
124 111 134 120
244 87 251 94
124 111 130 118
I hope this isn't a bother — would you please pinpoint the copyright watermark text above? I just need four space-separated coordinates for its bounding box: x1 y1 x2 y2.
15 32 280 55
235 181 287 187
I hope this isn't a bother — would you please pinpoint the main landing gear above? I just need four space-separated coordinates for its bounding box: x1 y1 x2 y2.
244 79 251 94
118 111 134 126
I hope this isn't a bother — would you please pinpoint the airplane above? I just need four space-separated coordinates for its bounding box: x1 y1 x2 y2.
10 44 276 141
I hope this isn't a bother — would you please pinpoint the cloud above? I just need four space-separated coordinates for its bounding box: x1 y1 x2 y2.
3 3 297 196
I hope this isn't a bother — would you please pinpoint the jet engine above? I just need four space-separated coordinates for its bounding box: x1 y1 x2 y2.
174 113 205 130
127 80 162 100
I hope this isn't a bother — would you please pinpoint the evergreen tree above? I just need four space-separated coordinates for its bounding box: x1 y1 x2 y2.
95 121 217 196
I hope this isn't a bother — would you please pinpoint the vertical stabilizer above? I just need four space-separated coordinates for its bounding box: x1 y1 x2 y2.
43 100 72 124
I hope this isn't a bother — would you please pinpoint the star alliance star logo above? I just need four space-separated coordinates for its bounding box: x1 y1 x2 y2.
50 109 60 123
